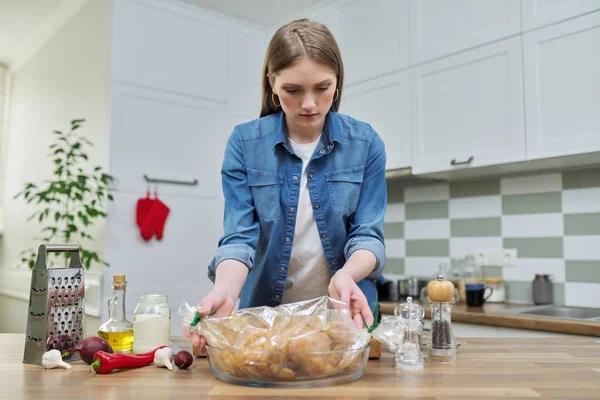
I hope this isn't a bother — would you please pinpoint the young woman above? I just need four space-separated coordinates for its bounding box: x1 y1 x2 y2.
190 19 387 347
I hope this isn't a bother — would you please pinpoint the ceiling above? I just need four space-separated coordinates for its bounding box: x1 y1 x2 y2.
0 0 88 69
181 0 324 27
0 0 63 67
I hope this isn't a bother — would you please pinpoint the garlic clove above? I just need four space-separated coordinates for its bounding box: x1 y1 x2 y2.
42 349 72 370
153 347 174 370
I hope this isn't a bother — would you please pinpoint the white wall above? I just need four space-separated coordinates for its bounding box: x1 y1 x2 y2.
0 0 112 335
0 63 7 224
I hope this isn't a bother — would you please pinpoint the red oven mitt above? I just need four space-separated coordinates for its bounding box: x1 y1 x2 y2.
140 198 171 241
136 191 154 228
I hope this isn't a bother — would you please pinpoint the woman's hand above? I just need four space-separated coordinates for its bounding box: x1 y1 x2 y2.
183 260 248 348
328 270 374 329
184 289 235 348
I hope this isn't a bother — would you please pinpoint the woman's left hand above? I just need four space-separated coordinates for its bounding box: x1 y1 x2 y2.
328 270 374 329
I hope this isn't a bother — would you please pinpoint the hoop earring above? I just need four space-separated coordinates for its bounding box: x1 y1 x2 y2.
271 93 281 107
333 88 339 102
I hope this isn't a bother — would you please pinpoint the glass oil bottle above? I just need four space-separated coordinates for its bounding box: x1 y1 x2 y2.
98 274 134 352
427 274 457 363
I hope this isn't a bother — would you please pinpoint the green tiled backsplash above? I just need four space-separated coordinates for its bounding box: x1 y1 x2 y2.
384 166 600 308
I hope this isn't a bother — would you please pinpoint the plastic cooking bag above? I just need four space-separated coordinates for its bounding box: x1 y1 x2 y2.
179 296 371 381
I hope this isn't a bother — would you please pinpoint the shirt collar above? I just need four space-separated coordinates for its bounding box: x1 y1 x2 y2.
271 110 346 151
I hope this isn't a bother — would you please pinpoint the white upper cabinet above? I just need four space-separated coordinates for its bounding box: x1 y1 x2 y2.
227 23 267 131
341 71 411 170
524 11 600 160
308 1 340 37
108 82 227 197
521 0 600 31
333 0 409 86
409 0 521 64
111 0 229 102
411 37 526 175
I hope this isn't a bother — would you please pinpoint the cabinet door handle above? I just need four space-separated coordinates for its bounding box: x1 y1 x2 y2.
450 156 474 166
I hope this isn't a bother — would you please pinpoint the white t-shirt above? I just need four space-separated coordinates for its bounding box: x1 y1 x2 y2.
281 135 331 304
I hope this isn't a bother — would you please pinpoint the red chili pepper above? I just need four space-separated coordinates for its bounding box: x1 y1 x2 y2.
90 346 166 374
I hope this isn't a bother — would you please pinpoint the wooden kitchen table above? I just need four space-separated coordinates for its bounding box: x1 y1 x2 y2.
1 334 600 399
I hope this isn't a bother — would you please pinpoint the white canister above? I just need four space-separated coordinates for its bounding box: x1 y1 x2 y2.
133 294 171 353
483 277 505 303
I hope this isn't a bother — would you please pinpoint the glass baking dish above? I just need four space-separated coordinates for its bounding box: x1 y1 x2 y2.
206 343 370 388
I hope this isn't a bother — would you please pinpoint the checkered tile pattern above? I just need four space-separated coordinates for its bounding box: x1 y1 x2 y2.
384 166 600 307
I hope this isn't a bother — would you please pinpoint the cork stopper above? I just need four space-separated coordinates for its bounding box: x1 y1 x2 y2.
112 274 126 290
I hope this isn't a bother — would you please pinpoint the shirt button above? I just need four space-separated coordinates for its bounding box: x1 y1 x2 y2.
289 207 295 213
327 145 333 150
321 233 328 239
319 149 325 155
293 176 299 181
314 203 320 209
309 173 314 179
285 237 291 243
279 266 285 272
331 260 337 266
274 294 280 300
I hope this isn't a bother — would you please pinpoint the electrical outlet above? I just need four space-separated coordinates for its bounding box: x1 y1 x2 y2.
475 249 517 268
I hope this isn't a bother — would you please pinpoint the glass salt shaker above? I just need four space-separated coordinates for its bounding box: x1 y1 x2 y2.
394 296 425 370
427 274 457 363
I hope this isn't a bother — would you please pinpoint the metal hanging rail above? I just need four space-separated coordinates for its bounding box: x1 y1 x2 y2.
143 174 198 186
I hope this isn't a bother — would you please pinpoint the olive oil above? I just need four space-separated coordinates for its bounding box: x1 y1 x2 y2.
98 274 134 352
98 329 134 352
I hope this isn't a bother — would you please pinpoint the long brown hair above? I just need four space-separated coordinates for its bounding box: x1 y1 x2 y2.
260 19 344 118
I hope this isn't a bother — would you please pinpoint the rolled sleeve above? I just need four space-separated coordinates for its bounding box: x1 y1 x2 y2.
345 129 387 280
343 236 386 279
208 243 256 282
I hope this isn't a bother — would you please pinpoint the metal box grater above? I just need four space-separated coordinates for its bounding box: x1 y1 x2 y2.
23 244 85 365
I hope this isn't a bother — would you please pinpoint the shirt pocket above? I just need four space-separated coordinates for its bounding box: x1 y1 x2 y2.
247 168 283 220
326 166 365 215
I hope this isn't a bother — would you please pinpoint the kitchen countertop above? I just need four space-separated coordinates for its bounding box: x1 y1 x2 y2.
380 301 600 337
2 333 600 399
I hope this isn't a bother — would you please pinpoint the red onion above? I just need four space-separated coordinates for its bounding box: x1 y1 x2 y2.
174 350 193 369
71 336 113 364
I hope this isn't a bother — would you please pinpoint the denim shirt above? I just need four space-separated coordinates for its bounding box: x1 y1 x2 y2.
208 110 387 311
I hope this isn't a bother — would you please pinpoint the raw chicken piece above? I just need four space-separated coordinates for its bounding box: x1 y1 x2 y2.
286 332 334 376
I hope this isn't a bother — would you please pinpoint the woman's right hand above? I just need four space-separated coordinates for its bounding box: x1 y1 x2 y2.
187 289 236 348
184 259 249 348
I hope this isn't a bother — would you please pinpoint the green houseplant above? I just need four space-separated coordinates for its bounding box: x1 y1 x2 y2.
14 119 116 269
